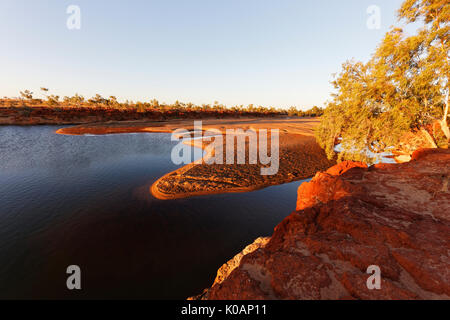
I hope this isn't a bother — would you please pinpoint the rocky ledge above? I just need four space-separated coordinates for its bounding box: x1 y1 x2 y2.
196 148 450 300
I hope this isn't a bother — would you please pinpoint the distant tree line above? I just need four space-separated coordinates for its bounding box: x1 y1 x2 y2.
288 106 324 117
5 89 324 117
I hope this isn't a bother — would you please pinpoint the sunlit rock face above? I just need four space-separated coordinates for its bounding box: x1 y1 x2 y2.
393 124 448 163
200 149 450 300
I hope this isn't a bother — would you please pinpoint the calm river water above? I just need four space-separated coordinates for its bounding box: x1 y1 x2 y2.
0 126 306 299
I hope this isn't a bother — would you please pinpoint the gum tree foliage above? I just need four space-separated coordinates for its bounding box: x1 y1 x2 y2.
20 90 33 100
46 95 60 106
316 0 449 163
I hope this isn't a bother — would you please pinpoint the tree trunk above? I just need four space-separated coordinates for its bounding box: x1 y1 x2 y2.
421 128 438 148
439 92 450 142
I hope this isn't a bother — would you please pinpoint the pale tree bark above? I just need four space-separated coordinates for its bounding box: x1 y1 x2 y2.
439 92 450 142
421 128 438 148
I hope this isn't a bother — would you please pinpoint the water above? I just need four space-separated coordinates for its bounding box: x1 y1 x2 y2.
0 126 306 299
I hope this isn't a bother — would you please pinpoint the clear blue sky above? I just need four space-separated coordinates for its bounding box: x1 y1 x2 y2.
0 0 406 109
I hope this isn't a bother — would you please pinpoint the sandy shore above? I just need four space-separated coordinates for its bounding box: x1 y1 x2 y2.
57 118 335 199
55 117 320 136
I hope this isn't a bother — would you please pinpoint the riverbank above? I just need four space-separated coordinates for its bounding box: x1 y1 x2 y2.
55 117 320 136
195 148 450 300
56 118 335 199
0 102 298 126
151 132 335 199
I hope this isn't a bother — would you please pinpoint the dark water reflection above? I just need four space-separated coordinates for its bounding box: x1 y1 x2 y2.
0 126 307 299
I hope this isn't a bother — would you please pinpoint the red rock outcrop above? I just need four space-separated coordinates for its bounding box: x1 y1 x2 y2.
393 124 449 162
199 148 450 300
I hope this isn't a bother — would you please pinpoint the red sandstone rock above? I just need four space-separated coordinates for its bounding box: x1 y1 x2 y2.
393 125 448 163
325 160 367 176
200 149 450 300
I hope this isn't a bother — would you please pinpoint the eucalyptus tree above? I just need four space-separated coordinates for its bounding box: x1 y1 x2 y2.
316 0 449 162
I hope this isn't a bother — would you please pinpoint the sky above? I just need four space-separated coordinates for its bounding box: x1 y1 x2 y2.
0 0 407 109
